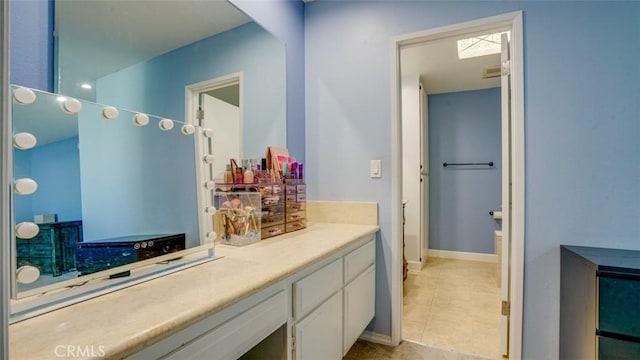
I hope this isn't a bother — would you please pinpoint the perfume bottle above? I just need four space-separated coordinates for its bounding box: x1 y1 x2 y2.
243 159 254 184
224 164 233 184
231 159 243 184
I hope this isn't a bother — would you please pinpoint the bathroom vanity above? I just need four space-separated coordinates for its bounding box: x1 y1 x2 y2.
9 218 379 359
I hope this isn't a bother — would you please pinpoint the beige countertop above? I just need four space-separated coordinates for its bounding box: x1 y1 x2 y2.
9 222 379 360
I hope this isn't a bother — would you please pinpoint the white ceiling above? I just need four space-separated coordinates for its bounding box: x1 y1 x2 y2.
55 1 251 101
401 34 502 95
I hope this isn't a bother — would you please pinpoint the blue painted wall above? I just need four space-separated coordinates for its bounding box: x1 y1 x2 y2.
230 0 306 161
13 137 82 223
9 0 53 91
96 21 286 159
428 89 501 254
10 1 640 358
305 2 640 358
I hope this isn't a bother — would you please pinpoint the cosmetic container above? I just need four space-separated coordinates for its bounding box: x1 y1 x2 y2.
214 192 261 246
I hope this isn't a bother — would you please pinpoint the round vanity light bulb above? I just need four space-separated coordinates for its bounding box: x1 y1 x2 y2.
204 180 215 190
133 113 149 127
102 106 119 120
16 265 40 284
14 178 38 195
205 206 217 215
202 128 214 138
158 119 174 131
13 132 37 150
206 231 217 241
13 87 36 105
62 98 82 114
203 155 215 164
181 124 196 135
15 222 40 239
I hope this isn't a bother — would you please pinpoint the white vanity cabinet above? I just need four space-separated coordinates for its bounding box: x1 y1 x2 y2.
128 234 376 360
293 290 343 360
292 238 376 359
342 239 376 355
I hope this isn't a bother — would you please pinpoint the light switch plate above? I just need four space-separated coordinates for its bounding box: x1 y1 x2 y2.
370 160 381 178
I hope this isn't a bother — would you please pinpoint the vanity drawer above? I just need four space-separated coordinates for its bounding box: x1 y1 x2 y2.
294 258 343 319
261 224 285 239
164 291 287 360
285 219 306 233
285 184 297 195
598 273 640 337
344 238 375 284
296 193 306 202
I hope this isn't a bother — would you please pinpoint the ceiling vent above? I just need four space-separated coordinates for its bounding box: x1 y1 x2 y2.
482 65 502 79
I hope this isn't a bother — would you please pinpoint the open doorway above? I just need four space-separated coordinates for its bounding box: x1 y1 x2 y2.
185 73 243 244
392 12 524 359
401 27 506 358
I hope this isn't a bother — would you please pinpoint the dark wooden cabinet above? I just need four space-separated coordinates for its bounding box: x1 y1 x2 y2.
560 245 640 360
16 221 82 276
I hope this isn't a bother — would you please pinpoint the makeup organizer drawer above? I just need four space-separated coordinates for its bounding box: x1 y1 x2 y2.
260 182 286 240
261 224 285 239
284 180 306 233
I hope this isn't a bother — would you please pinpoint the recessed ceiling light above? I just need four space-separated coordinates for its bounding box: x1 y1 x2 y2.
457 31 510 59
80 83 92 89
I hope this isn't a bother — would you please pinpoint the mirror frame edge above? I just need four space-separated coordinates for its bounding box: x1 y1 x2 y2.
1 0 11 358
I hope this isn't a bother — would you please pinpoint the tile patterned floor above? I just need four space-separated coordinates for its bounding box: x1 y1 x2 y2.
402 258 502 359
343 339 493 360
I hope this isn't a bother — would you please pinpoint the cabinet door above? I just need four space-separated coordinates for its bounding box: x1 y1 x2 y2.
343 265 375 354
294 290 342 360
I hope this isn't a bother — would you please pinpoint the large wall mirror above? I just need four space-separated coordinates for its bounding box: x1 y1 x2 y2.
9 0 286 321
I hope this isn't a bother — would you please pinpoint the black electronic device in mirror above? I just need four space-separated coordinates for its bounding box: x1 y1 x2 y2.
8 0 286 320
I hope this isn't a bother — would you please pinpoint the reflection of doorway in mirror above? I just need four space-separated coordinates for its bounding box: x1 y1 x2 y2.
201 90 241 179
186 73 243 244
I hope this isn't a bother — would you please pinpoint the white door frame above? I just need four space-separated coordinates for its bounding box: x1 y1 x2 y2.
185 73 243 246
390 11 524 358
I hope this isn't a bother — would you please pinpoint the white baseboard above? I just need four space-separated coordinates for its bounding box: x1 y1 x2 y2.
359 331 394 346
407 260 423 271
427 249 497 263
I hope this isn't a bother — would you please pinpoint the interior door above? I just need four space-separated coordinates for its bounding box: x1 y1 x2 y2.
420 84 429 259
500 32 512 358
201 93 241 178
